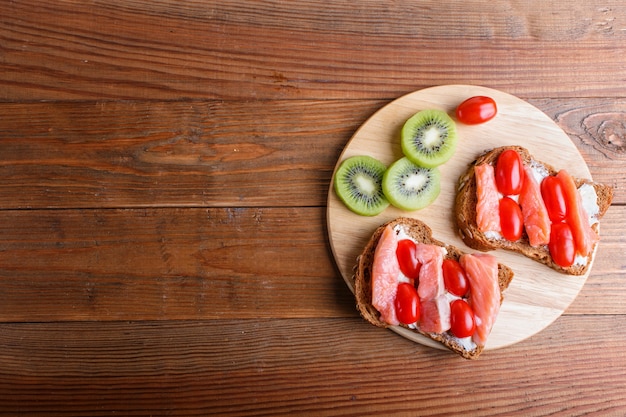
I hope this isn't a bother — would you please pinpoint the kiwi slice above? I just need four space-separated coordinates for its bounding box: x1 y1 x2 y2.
401 109 457 168
382 157 440 211
334 155 390 216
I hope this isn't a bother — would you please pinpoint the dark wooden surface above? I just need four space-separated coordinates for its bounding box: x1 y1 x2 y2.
1 1 625 415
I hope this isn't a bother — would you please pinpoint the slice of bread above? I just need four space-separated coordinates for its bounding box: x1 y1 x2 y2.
455 145 613 275
353 217 514 360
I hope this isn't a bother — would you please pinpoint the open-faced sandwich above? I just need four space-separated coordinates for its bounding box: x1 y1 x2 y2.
354 217 514 359
455 145 613 275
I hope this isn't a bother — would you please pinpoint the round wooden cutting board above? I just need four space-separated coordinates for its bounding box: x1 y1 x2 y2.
327 85 596 351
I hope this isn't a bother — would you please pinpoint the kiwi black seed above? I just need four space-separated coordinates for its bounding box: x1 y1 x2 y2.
382 157 440 211
401 109 457 168
334 155 390 216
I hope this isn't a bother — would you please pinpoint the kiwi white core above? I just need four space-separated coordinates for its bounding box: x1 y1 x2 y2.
422 126 445 148
404 171 428 191
354 173 377 196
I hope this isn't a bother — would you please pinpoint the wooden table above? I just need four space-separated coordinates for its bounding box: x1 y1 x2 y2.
1 1 624 415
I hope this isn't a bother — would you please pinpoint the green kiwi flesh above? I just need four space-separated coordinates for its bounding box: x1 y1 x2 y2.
334 155 389 216
401 109 457 168
382 157 440 211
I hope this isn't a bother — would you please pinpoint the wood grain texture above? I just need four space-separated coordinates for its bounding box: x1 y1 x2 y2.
0 100 373 209
532 98 626 197
2 1 626 100
0 206 623 323
0 207 354 322
0 317 625 416
0 98 622 209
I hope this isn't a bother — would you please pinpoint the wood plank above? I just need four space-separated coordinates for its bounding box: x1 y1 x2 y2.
0 206 622 322
2 1 626 100
0 98 622 210
0 316 625 415
0 100 377 209
0 207 356 322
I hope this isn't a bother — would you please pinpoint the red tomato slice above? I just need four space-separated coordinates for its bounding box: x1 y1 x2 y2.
499 196 524 241
540 175 567 223
442 258 469 297
449 299 476 338
396 239 421 280
548 222 576 268
456 96 497 125
495 149 525 195
394 283 420 325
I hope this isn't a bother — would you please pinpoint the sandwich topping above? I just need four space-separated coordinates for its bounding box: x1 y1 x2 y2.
371 224 501 349
475 149 600 269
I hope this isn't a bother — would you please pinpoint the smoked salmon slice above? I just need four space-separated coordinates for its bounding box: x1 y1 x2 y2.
475 164 501 233
557 170 598 256
519 166 551 247
415 243 445 301
415 243 449 333
420 295 451 334
460 253 500 346
371 225 400 325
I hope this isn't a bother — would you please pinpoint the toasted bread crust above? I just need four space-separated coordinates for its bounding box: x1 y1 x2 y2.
353 217 514 360
455 146 613 275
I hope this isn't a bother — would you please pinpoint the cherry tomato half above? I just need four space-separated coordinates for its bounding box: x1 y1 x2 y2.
449 299 476 338
541 175 567 223
396 239 421 280
495 149 525 195
499 196 524 241
442 258 469 297
394 283 420 325
548 222 575 268
456 96 497 125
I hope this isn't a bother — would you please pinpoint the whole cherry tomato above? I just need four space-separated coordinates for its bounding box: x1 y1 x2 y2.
396 239 421 280
394 283 420 324
499 196 524 241
541 175 567 223
548 222 575 268
442 258 469 297
495 149 525 195
449 299 476 338
456 96 497 125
